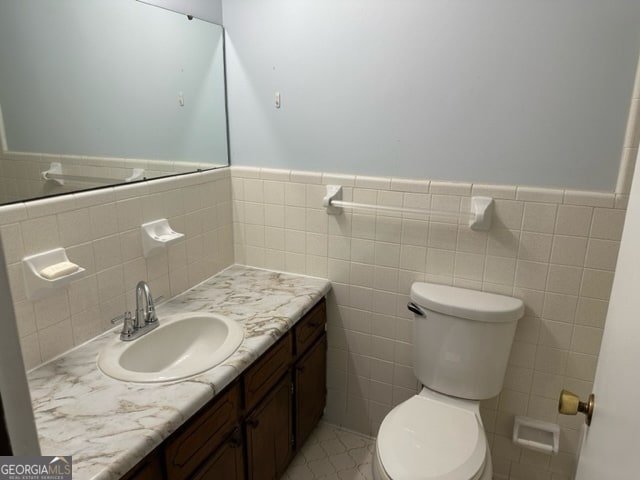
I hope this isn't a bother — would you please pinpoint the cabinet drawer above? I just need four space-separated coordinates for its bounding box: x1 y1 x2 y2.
243 331 293 412
164 383 240 480
294 298 326 357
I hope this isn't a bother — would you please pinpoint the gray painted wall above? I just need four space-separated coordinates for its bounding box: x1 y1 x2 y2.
222 0 640 191
0 0 227 164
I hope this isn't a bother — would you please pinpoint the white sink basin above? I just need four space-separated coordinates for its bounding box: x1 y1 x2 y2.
98 312 244 383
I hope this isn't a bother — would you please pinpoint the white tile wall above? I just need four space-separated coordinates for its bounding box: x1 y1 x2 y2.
231 166 625 480
0 168 233 368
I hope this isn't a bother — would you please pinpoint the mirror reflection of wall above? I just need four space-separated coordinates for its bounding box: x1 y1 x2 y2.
0 0 229 205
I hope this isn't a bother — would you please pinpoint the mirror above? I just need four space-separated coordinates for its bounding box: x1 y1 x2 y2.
0 0 229 205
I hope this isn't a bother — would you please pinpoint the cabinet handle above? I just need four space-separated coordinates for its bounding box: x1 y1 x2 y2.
296 366 305 373
309 321 321 328
246 418 259 429
228 428 242 448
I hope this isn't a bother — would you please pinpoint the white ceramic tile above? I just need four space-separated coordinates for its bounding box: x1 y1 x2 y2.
0 223 24 264
585 239 619 271
306 209 328 234
580 269 614 300
542 293 578 323
68 275 99 317
522 203 557 234
546 265 583 296
230 165 260 179
483 256 516 286
515 260 548 290
426 248 455 277
493 200 524 230
390 178 428 193
518 232 552 262
263 181 285 205
534 346 568 375
454 252 485 281
19 332 41 370
21 215 61 256
322 173 356 187
93 235 123 272
429 181 471 196
472 184 517 199
487 229 520 258
615 194 629 210
243 179 264 203
285 206 306 231
554 205 592 237
25 195 77 219
57 208 93 247
575 297 608 328
0 203 28 225
96 265 125 302
260 168 290 181
38 318 74 362
570 325 603 355
399 245 427 272
563 190 615 208
355 175 390 190
89 203 119 239
550 235 588 267
539 319 573 349
400 219 428 247
590 208 626 240
291 170 322 184
427 222 458 250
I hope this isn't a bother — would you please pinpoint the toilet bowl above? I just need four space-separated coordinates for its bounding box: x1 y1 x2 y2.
373 388 492 480
373 282 524 480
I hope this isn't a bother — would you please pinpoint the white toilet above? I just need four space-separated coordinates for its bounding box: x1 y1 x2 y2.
373 282 524 480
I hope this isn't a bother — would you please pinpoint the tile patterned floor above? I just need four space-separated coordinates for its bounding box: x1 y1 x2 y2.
282 422 376 480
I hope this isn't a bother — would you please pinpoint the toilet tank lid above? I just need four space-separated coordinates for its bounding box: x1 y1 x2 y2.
411 282 524 323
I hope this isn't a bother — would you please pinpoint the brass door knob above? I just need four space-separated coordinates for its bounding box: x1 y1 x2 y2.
558 389 595 426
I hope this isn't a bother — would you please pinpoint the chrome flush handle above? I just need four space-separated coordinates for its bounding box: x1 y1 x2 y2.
407 302 425 317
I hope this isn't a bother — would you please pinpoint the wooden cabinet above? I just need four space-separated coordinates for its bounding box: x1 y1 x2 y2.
191 428 244 480
245 374 293 480
243 331 292 412
164 383 241 480
295 332 327 448
122 297 326 480
120 450 163 480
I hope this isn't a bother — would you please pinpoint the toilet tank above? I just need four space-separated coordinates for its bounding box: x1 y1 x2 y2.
410 283 524 400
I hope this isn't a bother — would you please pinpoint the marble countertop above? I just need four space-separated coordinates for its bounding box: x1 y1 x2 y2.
27 265 331 480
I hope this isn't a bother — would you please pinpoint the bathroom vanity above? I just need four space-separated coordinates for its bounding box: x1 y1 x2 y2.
27 265 331 480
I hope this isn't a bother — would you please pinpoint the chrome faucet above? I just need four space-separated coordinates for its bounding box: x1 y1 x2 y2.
135 280 158 328
111 281 160 341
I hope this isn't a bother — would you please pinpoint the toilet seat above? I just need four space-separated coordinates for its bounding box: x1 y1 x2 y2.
376 394 487 480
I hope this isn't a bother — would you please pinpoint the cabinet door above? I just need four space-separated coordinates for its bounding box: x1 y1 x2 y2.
121 450 164 480
295 333 327 448
164 383 240 480
191 428 244 480
245 373 293 480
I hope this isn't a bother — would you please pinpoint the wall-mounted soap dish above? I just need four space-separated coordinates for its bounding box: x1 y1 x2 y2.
512 416 560 455
22 248 86 300
141 218 184 258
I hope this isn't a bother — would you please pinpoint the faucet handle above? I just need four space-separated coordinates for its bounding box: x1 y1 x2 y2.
120 312 136 340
